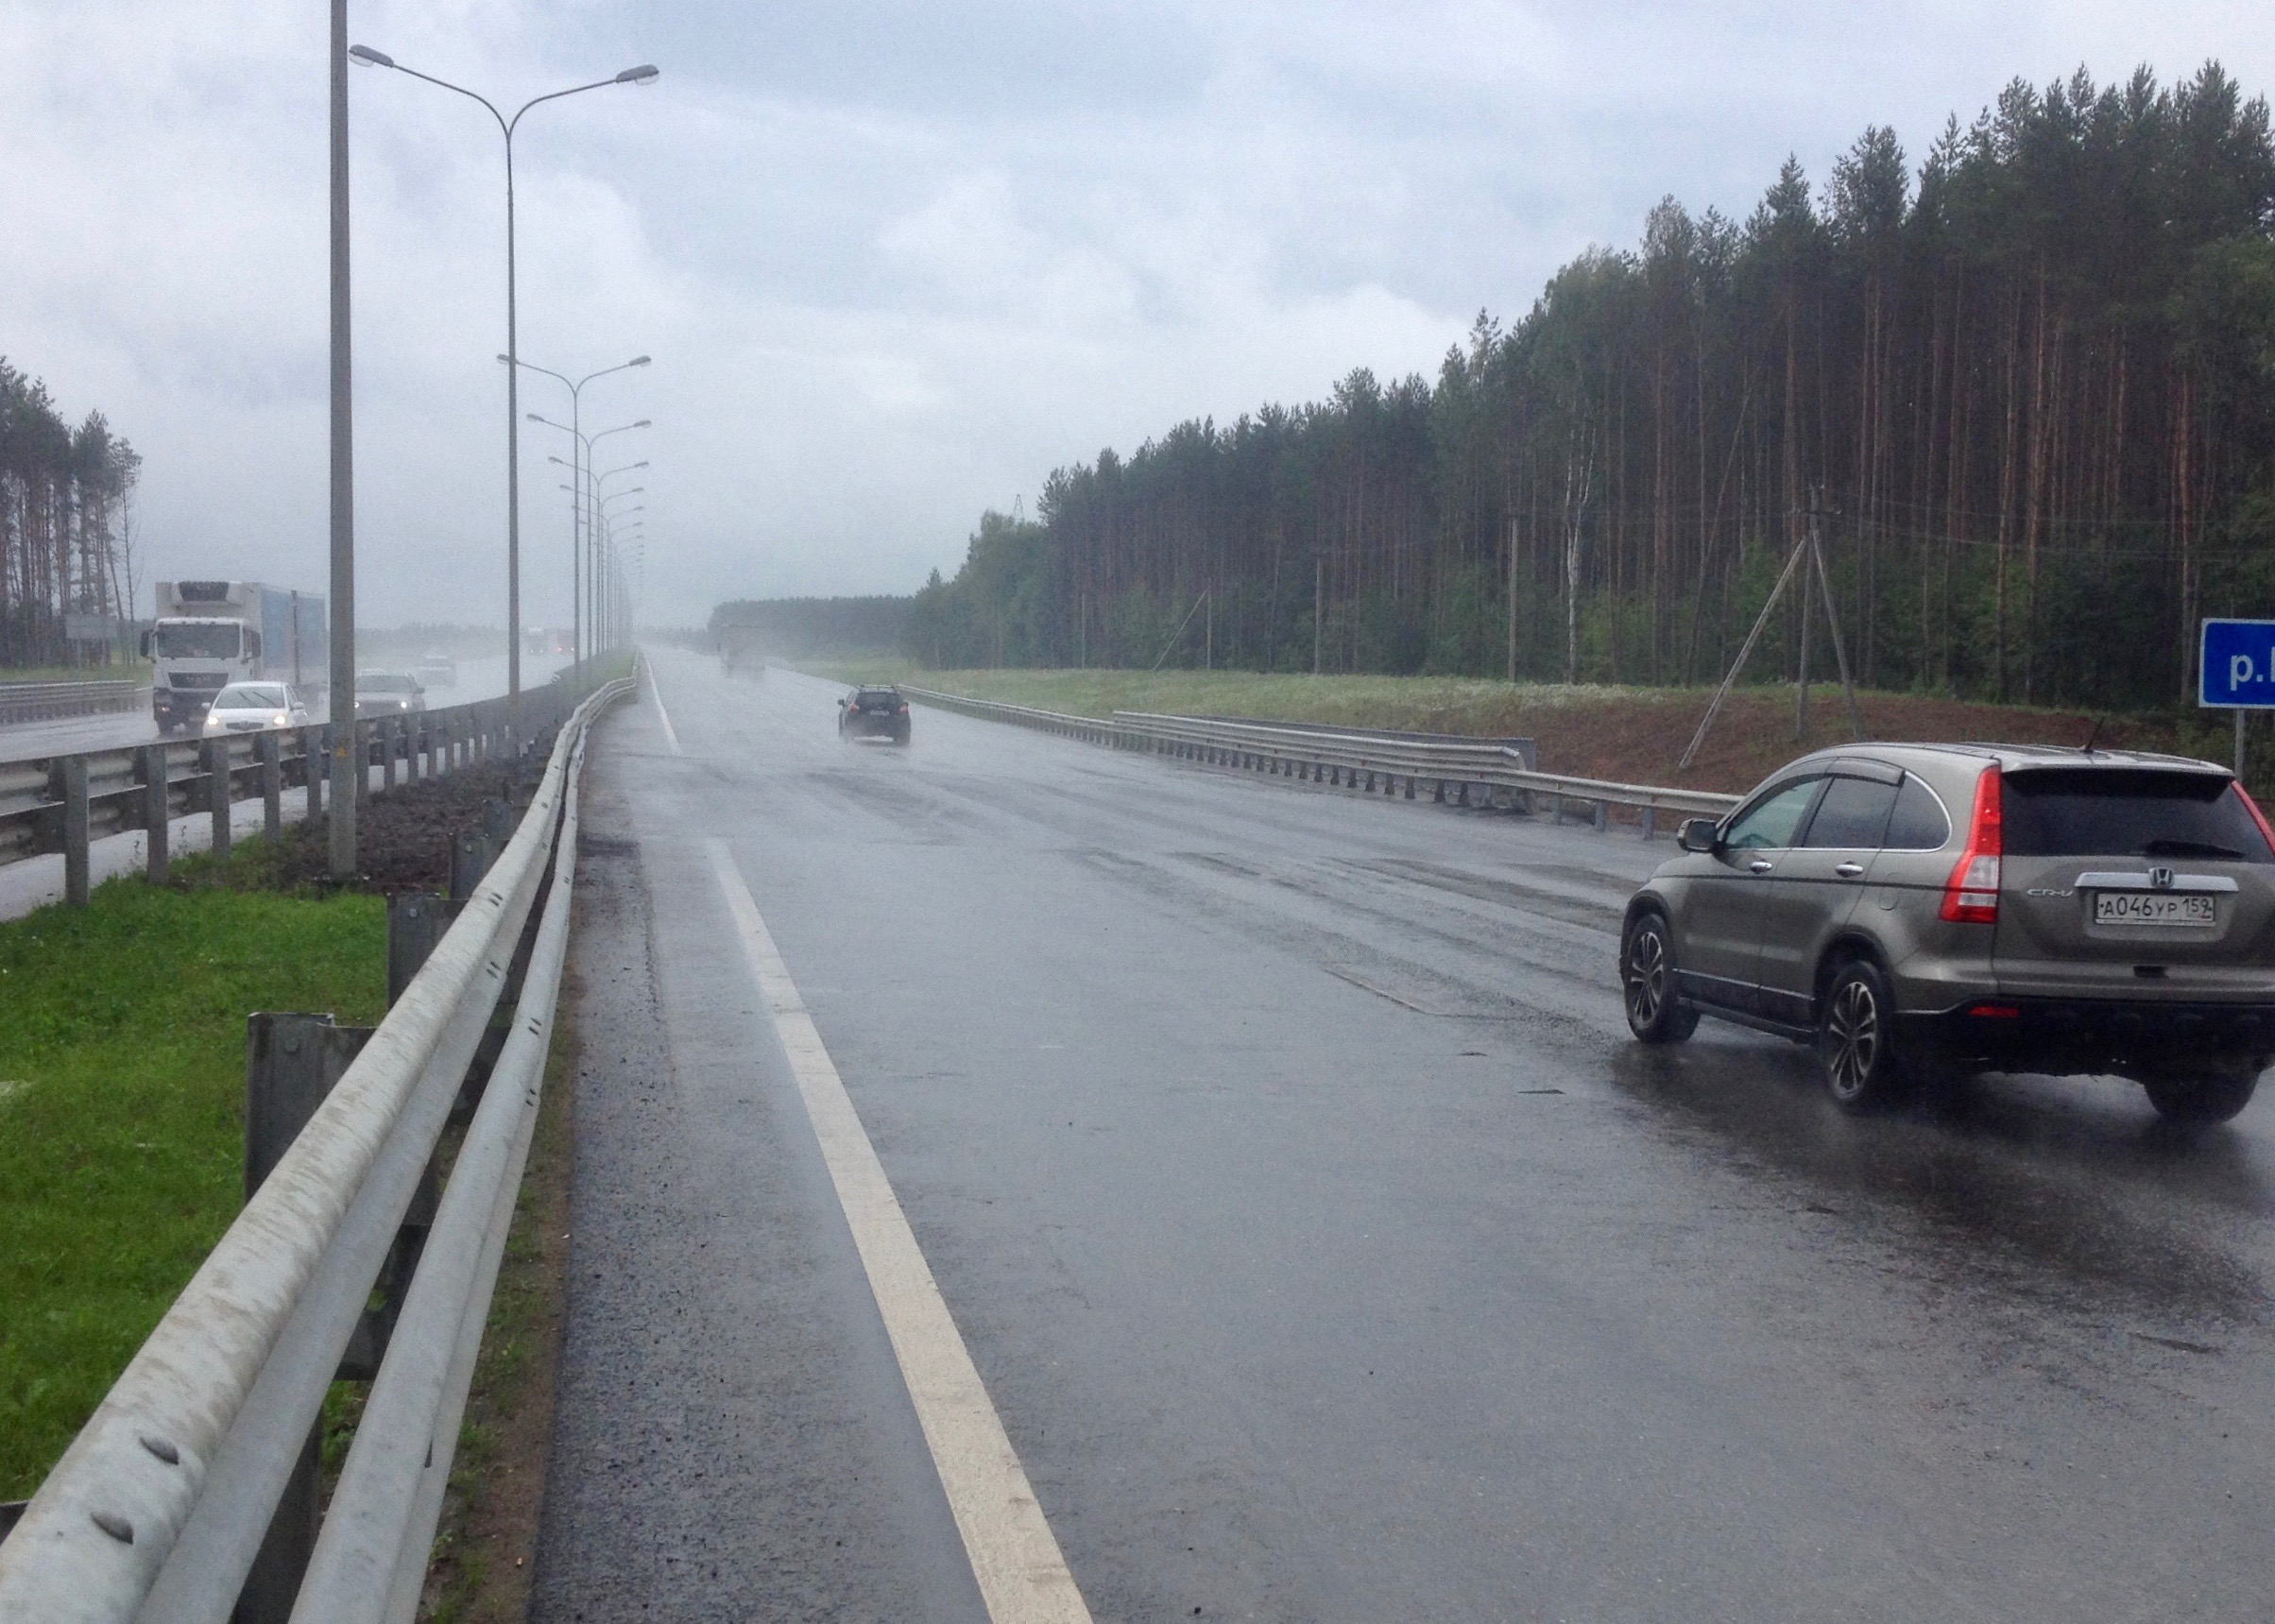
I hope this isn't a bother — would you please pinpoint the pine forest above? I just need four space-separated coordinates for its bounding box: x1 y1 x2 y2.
0 359 142 668
907 65 2275 712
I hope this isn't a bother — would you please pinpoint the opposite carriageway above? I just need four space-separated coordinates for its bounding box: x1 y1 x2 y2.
0 688 586 907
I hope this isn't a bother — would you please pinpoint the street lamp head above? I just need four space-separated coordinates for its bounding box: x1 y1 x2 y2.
348 44 395 68
548 455 571 468
616 64 661 85
634 419 652 429
630 355 652 368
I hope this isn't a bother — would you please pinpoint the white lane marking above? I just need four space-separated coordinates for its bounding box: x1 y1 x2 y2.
644 657 683 755
705 840 1092 1624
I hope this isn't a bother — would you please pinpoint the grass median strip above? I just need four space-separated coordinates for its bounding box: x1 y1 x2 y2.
0 874 385 1500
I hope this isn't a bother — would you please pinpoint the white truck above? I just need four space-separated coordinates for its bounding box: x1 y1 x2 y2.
144 581 328 733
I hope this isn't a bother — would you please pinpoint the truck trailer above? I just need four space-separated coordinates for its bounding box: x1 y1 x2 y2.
145 581 328 732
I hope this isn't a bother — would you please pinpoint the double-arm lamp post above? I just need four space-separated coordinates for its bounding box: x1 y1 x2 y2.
347 43 657 726
527 415 649 668
509 356 647 676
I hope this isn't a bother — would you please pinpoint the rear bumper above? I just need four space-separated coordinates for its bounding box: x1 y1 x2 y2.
1907 997 2275 1077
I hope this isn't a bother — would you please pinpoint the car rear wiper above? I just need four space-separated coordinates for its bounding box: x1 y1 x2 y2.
2138 839 2247 859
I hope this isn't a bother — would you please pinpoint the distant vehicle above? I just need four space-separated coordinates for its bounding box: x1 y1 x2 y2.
838 685 910 744
145 580 326 734
353 670 427 720
719 624 765 676
200 681 312 737
1620 742 2275 1123
417 652 457 689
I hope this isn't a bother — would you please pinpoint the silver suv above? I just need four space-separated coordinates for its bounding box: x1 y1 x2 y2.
1619 744 2275 1122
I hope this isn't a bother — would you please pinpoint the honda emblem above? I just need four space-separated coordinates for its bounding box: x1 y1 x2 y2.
2150 866 2175 891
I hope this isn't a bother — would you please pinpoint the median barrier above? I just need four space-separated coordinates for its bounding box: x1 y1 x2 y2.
0 683 606 900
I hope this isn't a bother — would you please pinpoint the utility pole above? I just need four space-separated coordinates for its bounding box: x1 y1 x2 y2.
327 0 357 880
1795 493 1815 742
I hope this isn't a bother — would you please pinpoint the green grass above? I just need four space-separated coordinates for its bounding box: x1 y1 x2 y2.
0 876 385 1499
802 662 1669 728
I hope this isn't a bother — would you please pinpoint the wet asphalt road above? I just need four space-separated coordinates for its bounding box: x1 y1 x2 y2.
534 647 2275 1623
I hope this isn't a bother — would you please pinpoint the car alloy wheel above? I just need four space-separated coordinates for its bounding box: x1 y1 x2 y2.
1621 912 1696 1044
1819 958 1906 1112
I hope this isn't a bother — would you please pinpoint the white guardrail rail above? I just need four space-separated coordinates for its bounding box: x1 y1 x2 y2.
898 687 1742 834
0 679 146 727
0 675 634 1624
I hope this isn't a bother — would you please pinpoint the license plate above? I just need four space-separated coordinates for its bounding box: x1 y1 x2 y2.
2094 892 2215 927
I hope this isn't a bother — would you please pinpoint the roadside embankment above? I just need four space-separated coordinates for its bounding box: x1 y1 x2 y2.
801 663 2261 796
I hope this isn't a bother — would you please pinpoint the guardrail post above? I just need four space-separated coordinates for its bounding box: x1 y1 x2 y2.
240 1013 373 1624
61 757 91 907
1642 807 1657 840
1593 800 1608 833
143 744 170 883
205 739 231 859
387 892 466 1004
450 829 492 901
260 732 283 839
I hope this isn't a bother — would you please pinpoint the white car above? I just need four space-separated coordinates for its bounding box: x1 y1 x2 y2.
201 681 312 736
353 670 428 719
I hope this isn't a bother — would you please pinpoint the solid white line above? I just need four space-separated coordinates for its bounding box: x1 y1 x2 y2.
705 840 1092 1624
643 656 683 755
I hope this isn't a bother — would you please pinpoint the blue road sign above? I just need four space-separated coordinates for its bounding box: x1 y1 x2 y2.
2199 619 2275 708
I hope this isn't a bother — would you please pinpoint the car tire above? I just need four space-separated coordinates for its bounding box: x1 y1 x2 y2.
1620 911 1697 1044
1818 957 1909 1112
2142 1070 2259 1124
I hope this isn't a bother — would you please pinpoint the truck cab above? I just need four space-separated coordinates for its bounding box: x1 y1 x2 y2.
147 617 261 732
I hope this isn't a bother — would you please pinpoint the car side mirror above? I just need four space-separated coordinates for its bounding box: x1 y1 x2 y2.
1676 817 1720 854
138 630 151 657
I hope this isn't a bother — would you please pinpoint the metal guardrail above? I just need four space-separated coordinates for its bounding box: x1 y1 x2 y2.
0 679 146 727
1 689 578 898
0 675 634 1624
899 687 1742 834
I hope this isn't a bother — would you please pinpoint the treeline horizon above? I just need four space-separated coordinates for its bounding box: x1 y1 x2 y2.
906 62 2275 711
1 359 141 668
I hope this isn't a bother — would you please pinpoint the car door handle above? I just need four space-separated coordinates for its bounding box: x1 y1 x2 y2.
1836 862 1865 878
1749 859 1774 874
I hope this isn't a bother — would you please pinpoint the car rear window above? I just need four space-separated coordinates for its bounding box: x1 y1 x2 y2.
1800 777 1898 848
2001 768 2271 862
854 691 898 706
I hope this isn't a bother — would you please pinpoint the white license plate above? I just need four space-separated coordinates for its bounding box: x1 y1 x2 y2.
2094 892 2215 927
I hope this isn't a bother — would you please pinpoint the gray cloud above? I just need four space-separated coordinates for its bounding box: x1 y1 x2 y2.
3 0 2269 627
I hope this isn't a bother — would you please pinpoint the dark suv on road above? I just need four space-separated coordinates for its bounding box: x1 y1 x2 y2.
1620 743 2275 1122
838 685 911 744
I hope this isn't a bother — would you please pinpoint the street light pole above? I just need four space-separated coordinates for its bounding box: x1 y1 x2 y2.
505 356 647 680
348 46 656 738
329 1 357 879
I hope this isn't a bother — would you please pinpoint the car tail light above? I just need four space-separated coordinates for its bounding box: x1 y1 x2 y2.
2233 782 2275 858
1940 764 2003 924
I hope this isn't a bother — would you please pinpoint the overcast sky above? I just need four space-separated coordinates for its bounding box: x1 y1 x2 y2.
4 2 2272 630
